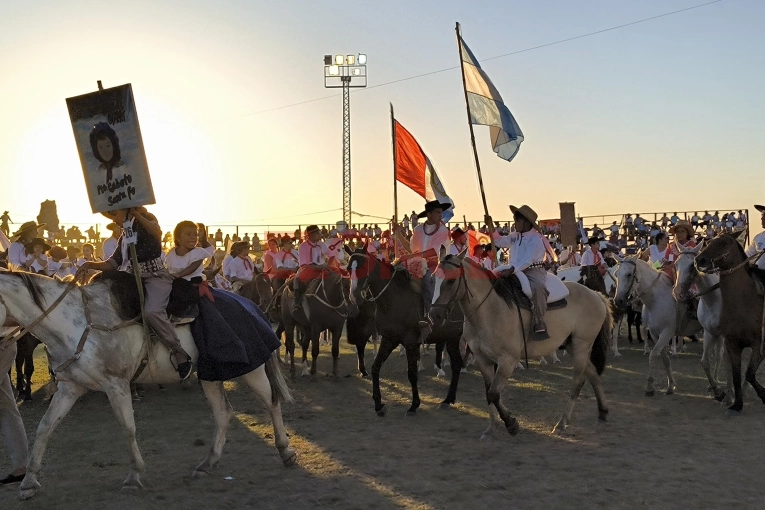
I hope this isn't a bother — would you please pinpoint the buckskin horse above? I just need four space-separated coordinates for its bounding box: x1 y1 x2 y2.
429 251 611 438
695 231 765 415
0 271 295 500
347 250 465 417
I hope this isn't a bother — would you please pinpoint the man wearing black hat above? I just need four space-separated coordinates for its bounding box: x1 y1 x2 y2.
410 200 452 331
581 236 607 295
745 205 765 280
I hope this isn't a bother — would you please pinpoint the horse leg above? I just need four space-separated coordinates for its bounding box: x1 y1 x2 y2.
241 367 295 466
644 332 658 395
404 341 421 415
434 339 446 377
371 337 397 416
635 312 644 343
553 343 588 434
309 327 320 376
585 360 609 423
611 316 622 358
743 345 765 405
472 354 505 440
15 347 25 398
19 381 87 500
627 309 635 343
725 342 744 414
355 339 368 377
23 343 36 401
660 339 676 395
330 327 341 378
104 381 145 490
193 381 232 477
486 356 519 436
299 328 311 377
701 330 725 401
440 336 463 407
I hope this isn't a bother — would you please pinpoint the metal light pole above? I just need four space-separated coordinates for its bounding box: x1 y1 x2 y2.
324 54 367 226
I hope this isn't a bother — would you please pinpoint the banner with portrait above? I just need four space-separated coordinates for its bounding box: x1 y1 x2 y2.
66 84 155 213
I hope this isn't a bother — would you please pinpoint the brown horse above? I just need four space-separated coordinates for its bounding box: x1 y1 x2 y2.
695 231 765 415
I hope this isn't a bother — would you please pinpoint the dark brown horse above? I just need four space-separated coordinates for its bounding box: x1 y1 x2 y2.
695 231 765 415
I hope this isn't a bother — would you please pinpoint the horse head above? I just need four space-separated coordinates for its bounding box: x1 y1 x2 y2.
673 241 702 300
348 248 378 306
696 230 747 274
613 256 639 310
429 247 469 327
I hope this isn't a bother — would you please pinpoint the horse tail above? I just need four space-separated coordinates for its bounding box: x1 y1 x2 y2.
265 351 294 405
590 293 612 375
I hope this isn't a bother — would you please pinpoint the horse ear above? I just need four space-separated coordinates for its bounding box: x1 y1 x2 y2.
692 240 703 253
439 245 447 261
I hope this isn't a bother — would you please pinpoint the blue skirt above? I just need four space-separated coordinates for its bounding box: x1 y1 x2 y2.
191 288 281 381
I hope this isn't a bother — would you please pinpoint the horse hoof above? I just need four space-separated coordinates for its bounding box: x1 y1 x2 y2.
726 409 741 417
552 424 567 436
376 405 387 417
598 411 609 422
438 402 453 409
121 480 143 490
665 387 676 396
614 353 622 359
23 394 32 402
645 390 656 397
281 449 298 467
436 369 446 378
405 410 417 417
360 372 368 378
191 470 209 479
480 433 494 442
506 419 520 436
18 479 41 501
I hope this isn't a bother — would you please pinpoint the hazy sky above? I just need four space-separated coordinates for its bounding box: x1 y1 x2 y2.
0 0 762 233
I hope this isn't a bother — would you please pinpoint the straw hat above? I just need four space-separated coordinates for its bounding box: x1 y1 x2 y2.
11 221 44 240
669 220 693 236
509 205 539 230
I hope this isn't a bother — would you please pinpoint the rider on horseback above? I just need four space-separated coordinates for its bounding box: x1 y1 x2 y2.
486 205 555 339
292 225 334 315
77 207 193 381
745 204 765 284
581 236 608 295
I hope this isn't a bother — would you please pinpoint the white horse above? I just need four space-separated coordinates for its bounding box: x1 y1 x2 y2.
673 243 732 403
614 258 700 396
0 271 296 500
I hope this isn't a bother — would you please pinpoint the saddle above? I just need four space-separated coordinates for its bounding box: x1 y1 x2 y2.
495 274 569 312
513 271 570 304
91 271 198 323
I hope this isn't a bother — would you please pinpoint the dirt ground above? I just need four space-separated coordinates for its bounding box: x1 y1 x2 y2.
2 330 764 510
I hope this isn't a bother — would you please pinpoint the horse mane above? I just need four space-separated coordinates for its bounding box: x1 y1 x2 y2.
88 270 142 320
9 271 48 311
444 255 524 308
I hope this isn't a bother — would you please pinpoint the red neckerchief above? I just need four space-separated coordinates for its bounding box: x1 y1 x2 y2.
422 222 441 236
239 255 252 271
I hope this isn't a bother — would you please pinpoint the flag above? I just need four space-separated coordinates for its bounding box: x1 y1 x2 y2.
467 229 491 257
394 120 455 222
459 36 524 162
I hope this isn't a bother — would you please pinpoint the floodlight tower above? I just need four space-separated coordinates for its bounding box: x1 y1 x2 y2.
324 53 367 226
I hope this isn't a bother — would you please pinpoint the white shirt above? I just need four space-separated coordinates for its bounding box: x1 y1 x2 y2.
165 245 215 281
448 242 467 256
26 254 48 273
648 245 671 266
7 242 27 269
47 259 63 276
492 230 548 272
274 249 300 269
745 231 765 270
558 249 580 268
581 249 605 267
609 224 619 234
410 223 450 257
226 255 254 281
103 237 119 259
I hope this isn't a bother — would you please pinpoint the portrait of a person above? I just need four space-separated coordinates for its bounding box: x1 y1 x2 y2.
89 122 123 182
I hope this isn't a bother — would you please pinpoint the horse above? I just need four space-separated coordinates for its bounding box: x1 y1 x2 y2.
237 272 274 310
280 270 358 378
695 231 765 415
614 257 701 396
0 270 295 500
347 251 465 416
673 241 732 403
429 251 611 437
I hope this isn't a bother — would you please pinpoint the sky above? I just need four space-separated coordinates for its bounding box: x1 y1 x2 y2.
0 0 763 235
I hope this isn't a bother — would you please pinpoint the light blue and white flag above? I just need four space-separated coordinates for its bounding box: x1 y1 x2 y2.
459 36 524 162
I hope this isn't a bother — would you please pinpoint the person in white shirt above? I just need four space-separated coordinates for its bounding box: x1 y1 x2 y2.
448 227 468 256
580 237 607 295
165 222 215 281
46 246 68 277
487 205 555 338
7 221 41 270
274 237 300 274
745 204 765 273
262 238 279 278
671 213 680 226
558 245 579 268
23 238 50 274
409 200 452 331
102 223 120 260
410 211 419 228
225 242 255 285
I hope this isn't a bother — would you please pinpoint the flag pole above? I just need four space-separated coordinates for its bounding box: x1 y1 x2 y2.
390 103 398 256
456 22 489 218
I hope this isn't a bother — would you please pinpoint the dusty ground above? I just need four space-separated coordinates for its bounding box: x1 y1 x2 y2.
2 331 764 510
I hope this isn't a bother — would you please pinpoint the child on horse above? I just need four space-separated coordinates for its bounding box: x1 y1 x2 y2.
77 207 193 381
292 225 339 315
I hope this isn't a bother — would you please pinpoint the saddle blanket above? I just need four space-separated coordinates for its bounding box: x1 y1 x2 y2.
514 271 570 304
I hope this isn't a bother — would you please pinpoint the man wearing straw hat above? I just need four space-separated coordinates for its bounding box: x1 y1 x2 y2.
486 205 556 339
7 221 43 270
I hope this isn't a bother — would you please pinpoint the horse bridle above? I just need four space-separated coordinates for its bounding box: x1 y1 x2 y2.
617 259 664 304
350 254 399 303
431 258 500 323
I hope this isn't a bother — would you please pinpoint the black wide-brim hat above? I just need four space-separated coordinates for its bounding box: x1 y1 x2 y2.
755 205 765 213
305 225 321 235
587 236 601 245
417 200 452 219
25 237 51 253
279 237 294 247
